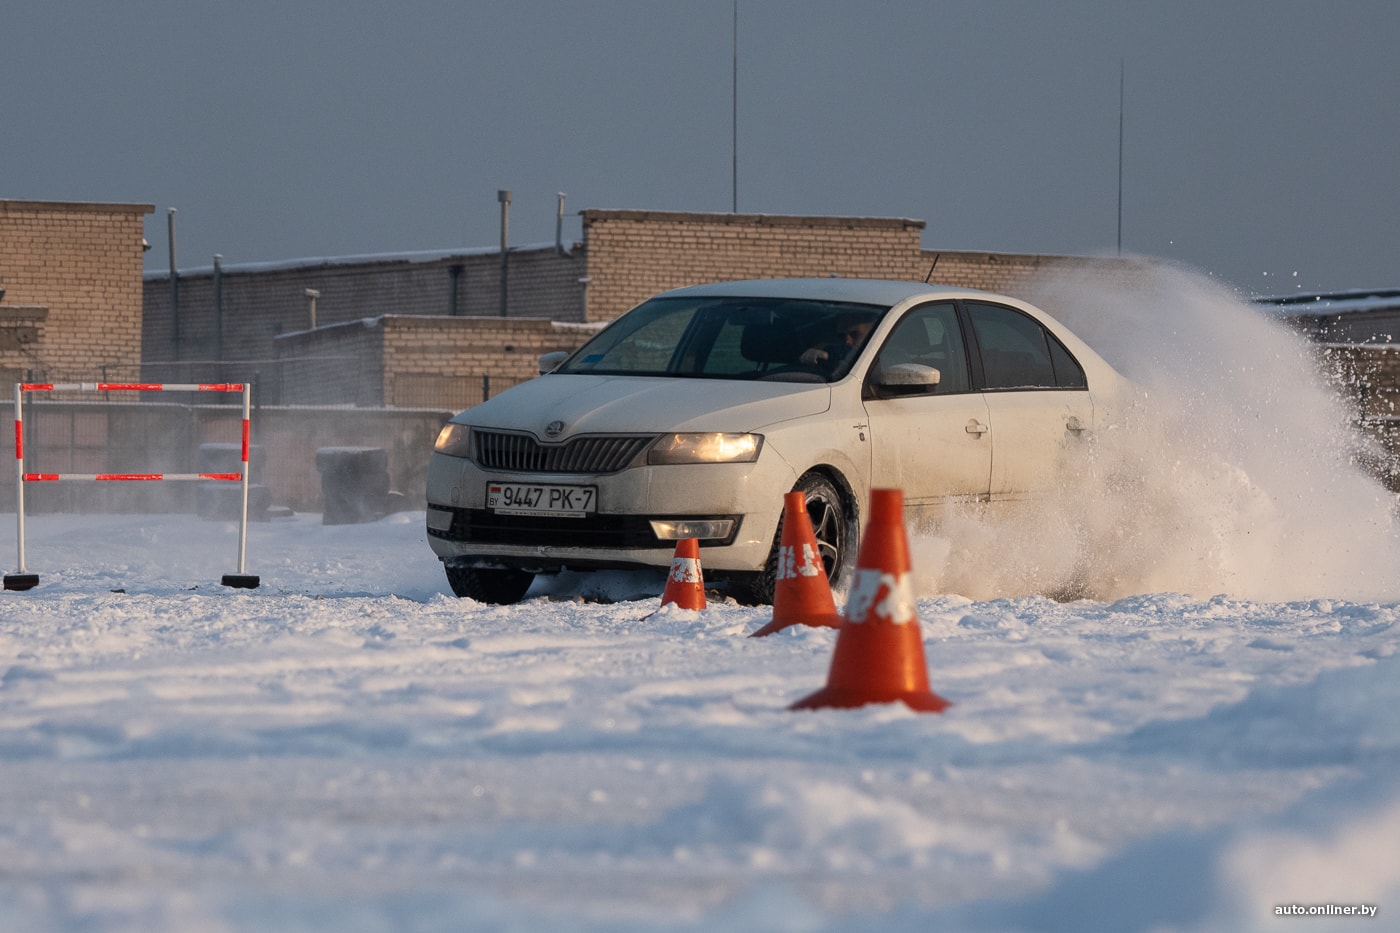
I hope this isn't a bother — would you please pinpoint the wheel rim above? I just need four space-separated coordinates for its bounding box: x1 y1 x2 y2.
806 490 844 579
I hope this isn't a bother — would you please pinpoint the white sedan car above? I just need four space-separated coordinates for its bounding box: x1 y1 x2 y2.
426 278 1129 603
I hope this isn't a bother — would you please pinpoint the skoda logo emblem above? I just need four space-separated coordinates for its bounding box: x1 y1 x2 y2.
544 420 566 438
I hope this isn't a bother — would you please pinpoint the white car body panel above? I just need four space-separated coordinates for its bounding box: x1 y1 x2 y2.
467 374 833 437
984 390 1096 501
863 392 993 522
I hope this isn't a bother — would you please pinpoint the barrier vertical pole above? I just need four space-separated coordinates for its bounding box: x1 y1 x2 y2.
221 382 259 589
13 385 23 568
5 385 39 590
237 382 250 572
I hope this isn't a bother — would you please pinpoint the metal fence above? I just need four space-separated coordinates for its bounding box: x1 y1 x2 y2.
385 372 531 411
4 363 530 411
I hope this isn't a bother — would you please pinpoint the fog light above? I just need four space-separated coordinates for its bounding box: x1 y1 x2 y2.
649 519 736 541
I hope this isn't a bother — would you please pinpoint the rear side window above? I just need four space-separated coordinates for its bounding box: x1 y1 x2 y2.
967 302 1086 390
1046 334 1087 389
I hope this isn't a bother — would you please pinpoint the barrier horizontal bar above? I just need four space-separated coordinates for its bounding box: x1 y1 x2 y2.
22 472 244 482
19 383 245 393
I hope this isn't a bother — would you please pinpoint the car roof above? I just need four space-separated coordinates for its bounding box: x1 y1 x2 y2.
655 277 994 307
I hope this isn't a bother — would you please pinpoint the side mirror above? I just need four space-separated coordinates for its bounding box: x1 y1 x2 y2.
538 350 570 375
873 363 941 397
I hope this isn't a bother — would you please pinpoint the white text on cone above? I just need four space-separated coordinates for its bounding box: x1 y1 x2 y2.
844 569 916 625
669 558 702 584
777 542 823 580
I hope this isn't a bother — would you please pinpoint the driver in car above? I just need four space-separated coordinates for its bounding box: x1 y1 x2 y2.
799 316 874 373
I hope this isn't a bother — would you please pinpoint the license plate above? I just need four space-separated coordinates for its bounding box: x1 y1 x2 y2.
487 482 597 517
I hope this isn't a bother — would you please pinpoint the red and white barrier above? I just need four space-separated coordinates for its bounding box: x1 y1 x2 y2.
5 381 259 591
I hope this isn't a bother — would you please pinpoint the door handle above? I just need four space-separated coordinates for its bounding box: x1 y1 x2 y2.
1065 415 1086 434
965 419 989 436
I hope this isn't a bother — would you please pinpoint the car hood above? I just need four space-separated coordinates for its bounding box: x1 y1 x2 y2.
452 374 831 437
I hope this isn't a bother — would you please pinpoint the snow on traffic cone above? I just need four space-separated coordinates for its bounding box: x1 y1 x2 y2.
791 488 950 713
751 490 843 637
660 537 707 610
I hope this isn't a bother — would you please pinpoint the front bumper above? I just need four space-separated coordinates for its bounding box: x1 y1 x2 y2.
424 451 795 574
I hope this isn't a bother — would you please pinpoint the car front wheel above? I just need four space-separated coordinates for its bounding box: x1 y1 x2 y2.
444 563 534 604
725 471 854 605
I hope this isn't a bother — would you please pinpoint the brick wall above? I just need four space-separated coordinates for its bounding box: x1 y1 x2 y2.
915 250 1142 300
573 211 1138 323
1316 343 1400 489
1305 310 1400 344
0 199 153 389
274 315 600 410
579 211 927 322
381 316 600 409
273 317 387 406
142 246 588 365
1320 344 1400 419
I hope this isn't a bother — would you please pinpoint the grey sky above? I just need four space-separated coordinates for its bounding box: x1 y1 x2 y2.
5 1 1397 295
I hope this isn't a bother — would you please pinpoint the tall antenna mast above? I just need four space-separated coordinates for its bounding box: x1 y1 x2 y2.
732 0 739 213
1117 59 1124 256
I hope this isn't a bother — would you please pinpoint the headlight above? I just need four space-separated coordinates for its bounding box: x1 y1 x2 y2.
433 423 473 459
647 433 762 465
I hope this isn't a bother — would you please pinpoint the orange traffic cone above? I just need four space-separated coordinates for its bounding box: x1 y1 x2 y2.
751 490 843 637
791 488 950 713
659 537 706 610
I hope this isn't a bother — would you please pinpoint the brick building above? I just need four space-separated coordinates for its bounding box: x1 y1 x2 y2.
0 199 153 389
576 211 927 321
140 209 1126 409
1257 289 1400 344
1258 290 1400 488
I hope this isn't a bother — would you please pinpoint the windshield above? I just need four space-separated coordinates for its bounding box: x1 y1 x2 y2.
557 296 887 382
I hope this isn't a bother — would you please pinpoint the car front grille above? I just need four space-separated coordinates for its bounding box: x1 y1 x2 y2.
473 430 657 474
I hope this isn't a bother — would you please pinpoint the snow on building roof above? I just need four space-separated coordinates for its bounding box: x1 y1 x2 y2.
1255 288 1400 318
143 241 564 279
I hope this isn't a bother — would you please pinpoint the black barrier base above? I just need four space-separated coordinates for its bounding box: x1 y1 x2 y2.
221 573 261 589
4 573 40 591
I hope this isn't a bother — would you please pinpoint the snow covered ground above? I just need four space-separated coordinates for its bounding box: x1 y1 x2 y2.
2 511 1396 933
1 266 1398 931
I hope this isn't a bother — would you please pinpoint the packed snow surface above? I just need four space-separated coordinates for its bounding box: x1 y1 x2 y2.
2 266 1399 931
